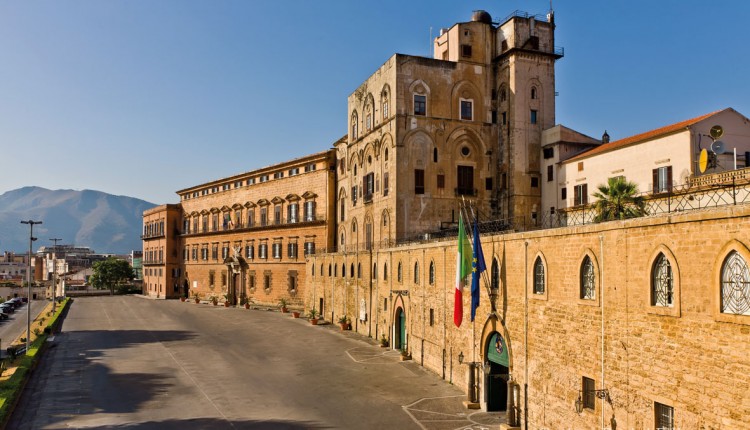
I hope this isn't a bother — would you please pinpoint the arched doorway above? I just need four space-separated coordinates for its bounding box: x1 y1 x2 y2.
394 307 406 351
182 280 189 299
485 331 509 411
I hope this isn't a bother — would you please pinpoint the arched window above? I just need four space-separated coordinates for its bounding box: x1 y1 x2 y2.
373 262 377 279
533 257 545 294
429 261 435 285
350 263 355 278
414 261 420 284
340 232 345 247
328 264 332 276
321 263 324 277
340 198 345 222
342 263 346 278
531 86 537 100
491 259 500 291
580 256 595 300
397 261 403 283
651 253 673 307
433 148 438 163
384 148 389 161
357 263 361 279
500 87 507 102
384 262 388 281
351 112 358 140
721 251 750 315
312 264 315 277
333 264 337 277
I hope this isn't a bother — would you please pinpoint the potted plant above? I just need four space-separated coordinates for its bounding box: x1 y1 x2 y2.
292 310 301 318
208 294 218 306
223 293 234 307
278 298 288 313
308 308 319 325
192 292 201 304
338 315 351 330
240 296 250 309
400 349 412 361
380 334 389 348
180 294 186 302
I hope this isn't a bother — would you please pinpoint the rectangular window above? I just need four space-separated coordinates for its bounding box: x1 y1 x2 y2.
383 173 389 196
248 210 255 227
245 245 254 259
288 203 298 223
260 175 269 183
273 171 284 179
530 110 538 124
364 172 374 202
351 185 357 206
274 205 282 225
460 99 473 120
547 165 554 182
287 242 298 259
491 110 497 124
304 201 316 221
273 243 281 259
652 166 673 194
655 402 674 430
531 177 539 188
460 44 472 58
574 184 588 206
212 214 218 231
437 174 445 189
383 101 389 119
578 162 584 172
304 163 316 172
234 210 242 228
456 166 474 196
502 111 507 125
191 247 197 261
543 147 554 159
414 95 426 116
208 271 215 287
485 177 493 191
260 208 268 226
259 244 268 259
366 114 372 130
561 187 567 200
288 167 299 176
582 377 596 410
221 245 228 260
211 244 218 260
429 308 434 326
304 241 315 256
415 169 425 194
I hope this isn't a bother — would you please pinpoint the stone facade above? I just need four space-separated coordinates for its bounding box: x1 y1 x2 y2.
142 204 182 299
307 202 750 429
143 149 337 307
336 11 562 251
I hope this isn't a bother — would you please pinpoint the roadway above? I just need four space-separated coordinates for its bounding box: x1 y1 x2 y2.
8 296 506 429
0 299 47 356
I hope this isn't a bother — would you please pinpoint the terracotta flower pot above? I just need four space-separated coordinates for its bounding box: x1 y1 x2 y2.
310 318 318 325
292 311 300 318
281 307 288 313
180 297 186 302
224 302 230 307
244 303 250 309
194 298 200 304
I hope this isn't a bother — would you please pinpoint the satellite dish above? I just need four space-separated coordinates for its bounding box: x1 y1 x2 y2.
699 148 709 173
710 125 724 140
711 140 726 155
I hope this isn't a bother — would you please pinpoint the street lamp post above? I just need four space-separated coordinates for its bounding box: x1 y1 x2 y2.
49 238 62 314
21 220 42 355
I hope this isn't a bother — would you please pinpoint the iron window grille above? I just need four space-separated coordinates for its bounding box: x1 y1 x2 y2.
721 251 750 315
533 257 545 294
651 253 674 307
580 256 595 300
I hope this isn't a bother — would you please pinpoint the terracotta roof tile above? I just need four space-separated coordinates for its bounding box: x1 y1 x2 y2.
565 109 725 163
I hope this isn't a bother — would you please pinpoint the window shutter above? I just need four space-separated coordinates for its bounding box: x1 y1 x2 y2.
574 186 580 205
666 166 673 192
652 168 659 194
582 184 588 204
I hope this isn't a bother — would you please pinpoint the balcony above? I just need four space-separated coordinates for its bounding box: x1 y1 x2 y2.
142 259 164 266
455 188 477 197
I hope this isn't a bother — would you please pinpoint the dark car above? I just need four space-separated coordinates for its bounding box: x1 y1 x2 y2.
0 304 14 314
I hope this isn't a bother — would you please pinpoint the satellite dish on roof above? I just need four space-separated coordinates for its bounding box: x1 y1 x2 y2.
710 125 724 140
711 140 726 155
699 149 709 173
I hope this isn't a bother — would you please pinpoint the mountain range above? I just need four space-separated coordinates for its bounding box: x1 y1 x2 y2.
0 187 156 254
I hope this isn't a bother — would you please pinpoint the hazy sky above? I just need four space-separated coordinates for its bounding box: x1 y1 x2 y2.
2 1 748 204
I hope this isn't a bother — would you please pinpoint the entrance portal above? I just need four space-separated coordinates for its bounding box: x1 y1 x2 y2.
394 307 406 350
485 332 509 412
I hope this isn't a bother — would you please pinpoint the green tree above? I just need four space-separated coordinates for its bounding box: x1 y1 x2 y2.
593 176 647 222
90 257 135 295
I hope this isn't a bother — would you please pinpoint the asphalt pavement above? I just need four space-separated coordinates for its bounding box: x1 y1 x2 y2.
0 299 47 357
7 296 507 429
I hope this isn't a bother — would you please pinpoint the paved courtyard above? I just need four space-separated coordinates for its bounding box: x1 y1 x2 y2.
8 296 506 429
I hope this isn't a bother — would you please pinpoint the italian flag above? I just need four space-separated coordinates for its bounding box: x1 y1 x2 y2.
454 215 471 327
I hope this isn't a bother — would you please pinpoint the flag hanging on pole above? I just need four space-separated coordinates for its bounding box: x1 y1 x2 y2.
454 213 471 327
471 218 486 322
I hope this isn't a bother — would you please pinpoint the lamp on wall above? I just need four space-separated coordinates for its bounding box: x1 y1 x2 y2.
458 351 464 364
574 388 611 414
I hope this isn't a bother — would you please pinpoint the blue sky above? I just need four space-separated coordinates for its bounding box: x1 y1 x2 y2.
1 1 748 204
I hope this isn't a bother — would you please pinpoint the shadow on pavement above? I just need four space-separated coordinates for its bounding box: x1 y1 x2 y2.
72 418 332 429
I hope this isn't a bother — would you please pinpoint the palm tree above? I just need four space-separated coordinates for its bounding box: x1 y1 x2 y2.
592 177 647 222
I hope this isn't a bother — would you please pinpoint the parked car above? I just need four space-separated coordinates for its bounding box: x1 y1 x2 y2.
0 304 14 314
3 301 19 309
10 298 23 306
0 312 8 320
